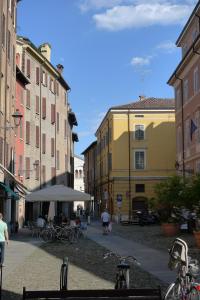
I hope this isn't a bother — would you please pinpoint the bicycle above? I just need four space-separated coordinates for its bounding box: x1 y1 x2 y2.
103 252 140 289
164 237 200 300
60 257 68 291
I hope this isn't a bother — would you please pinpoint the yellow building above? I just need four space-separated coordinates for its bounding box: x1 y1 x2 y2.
95 97 176 221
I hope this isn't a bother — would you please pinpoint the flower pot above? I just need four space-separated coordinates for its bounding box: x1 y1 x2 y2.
193 231 200 248
161 223 179 237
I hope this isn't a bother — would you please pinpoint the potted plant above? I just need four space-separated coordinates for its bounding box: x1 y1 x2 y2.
153 176 184 236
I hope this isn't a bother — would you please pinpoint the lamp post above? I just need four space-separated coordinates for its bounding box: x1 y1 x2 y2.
1 109 23 130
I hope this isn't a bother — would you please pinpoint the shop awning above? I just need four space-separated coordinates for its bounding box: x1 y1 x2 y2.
0 182 19 200
26 185 91 202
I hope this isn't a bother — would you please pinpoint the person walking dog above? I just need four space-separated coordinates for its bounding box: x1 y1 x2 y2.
0 213 9 266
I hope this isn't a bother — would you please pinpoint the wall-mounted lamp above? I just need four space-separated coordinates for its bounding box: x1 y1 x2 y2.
1 109 23 130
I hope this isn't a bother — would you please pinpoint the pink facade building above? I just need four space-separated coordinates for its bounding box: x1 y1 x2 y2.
168 2 200 176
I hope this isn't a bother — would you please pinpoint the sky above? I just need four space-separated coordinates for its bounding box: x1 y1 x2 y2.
17 0 198 156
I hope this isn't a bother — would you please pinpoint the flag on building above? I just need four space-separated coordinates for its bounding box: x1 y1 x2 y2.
190 119 197 140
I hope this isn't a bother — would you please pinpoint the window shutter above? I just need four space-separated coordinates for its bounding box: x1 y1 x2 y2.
26 89 30 108
36 126 40 148
36 95 39 114
56 82 59 96
42 133 46 154
42 97 46 119
54 80 56 94
45 73 48 86
25 157 30 179
57 112 59 132
27 59 30 78
56 150 60 170
42 165 46 185
35 160 39 180
26 121 30 144
64 120 67 138
51 104 55 124
36 67 40 85
51 138 54 157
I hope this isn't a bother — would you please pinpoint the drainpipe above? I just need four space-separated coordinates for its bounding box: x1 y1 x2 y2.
99 131 102 209
175 74 185 178
107 119 110 216
128 109 131 220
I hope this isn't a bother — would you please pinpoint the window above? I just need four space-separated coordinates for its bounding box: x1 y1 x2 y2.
42 133 46 154
26 89 30 108
56 82 59 96
135 125 144 140
35 160 39 180
25 157 30 179
79 170 82 178
134 150 145 169
75 170 78 178
42 165 46 186
57 112 59 133
64 120 67 138
183 79 189 104
64 92 67 105
20 89 24 105
192 28 198 42
49 77 54 92
195 110 200 144
56 150 60 170
65 155 68 171
2 14 5 47
42 71 46 85
26 121 30 144
42 97 46 119
135 184 145 193
184 118 190 149
36 67 40 85
26 59 30 78
7 31 11 61
194 67 199 94
36 126 40 148
36 96 39 114
51 104 55 124
51 138 55 157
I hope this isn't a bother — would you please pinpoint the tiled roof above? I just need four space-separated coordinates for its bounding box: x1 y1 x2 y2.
111 97 175 110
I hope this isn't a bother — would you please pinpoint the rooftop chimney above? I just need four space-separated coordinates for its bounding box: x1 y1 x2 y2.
39 43 51 62
139 95 146 101
57 64 64 74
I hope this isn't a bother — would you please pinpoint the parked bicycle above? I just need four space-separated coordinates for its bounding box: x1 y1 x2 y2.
164 238 200 300
103 252 140 289
60 257 68 291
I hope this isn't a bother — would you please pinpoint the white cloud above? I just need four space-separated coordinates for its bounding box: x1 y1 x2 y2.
156 40 177 53
131 56 151 67
93 3 194 31
79 0 124 12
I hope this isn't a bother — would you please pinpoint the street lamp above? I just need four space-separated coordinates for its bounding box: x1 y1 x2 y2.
1 109 23 130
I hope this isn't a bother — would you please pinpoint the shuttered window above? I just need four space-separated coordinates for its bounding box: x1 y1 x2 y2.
26 121 30 144
42 165 46 186
36 67 40 85
26 89 30 108
36 126 39 148
51 104 55 124
57 112 59 133
51 138 55 157
35 160 39 180
56 82 59 96
27 59 30 78
64 120 67 138
42 133 46 154
36 96 39 114
7 31 11 60
42 97 46 119
25 157 30 179
2 14 5 47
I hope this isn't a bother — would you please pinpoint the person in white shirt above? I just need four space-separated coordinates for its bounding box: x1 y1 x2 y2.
36 215 45 228
101 209 110 234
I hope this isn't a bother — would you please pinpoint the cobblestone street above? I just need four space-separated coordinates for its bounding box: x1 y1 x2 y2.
1 224 171 300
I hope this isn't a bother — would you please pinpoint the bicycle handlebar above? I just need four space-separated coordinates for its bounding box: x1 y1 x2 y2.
103 252 141 266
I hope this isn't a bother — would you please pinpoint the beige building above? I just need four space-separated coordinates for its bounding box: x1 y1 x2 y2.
16 37 78 221
168 2 200 176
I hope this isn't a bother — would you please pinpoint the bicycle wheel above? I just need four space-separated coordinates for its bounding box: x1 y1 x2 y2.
164 282 182 300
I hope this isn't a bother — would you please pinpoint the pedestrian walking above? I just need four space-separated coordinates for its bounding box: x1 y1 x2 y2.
101 209 110 235
0 213 9 266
